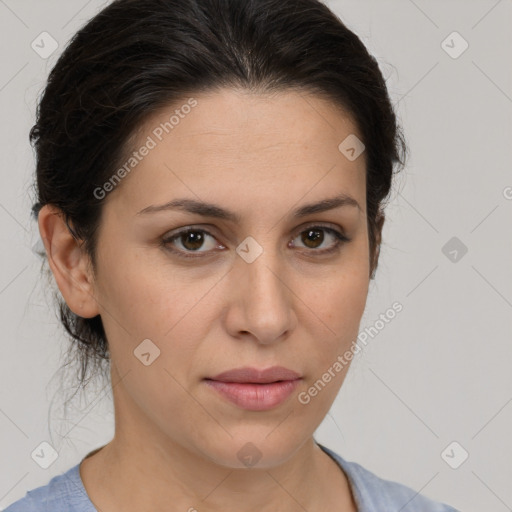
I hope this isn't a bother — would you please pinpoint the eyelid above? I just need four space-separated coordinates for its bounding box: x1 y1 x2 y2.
161 222 350 258
161 225 223 256
291 221 346 238
289 223 350 253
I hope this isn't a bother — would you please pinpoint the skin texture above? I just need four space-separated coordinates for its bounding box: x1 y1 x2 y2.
38 88 383 512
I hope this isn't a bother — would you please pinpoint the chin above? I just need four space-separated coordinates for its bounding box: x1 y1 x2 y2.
193 431 308 470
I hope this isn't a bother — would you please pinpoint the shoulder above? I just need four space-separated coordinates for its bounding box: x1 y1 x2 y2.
3 462 95 512
318 443 461 512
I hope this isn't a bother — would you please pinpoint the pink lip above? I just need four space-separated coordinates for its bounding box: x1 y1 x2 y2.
209 366 301 383
205 366 302 411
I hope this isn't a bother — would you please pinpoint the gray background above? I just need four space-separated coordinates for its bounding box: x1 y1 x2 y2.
1 0 511 510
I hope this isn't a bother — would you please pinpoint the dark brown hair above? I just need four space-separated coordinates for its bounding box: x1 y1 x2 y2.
30 0 407 390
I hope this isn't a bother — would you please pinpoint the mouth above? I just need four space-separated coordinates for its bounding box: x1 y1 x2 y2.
204 366 302 411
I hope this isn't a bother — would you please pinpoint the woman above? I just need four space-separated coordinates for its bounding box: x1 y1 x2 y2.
5 0 460 510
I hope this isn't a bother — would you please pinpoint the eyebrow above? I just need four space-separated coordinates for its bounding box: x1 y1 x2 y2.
137 193 361 221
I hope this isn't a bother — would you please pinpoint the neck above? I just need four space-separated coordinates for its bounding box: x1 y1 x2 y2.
82 435 340 512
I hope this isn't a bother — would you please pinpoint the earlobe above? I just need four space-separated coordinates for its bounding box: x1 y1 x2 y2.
37 204 100 318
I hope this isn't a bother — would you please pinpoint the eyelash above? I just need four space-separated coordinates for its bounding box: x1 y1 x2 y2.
160 225 351 259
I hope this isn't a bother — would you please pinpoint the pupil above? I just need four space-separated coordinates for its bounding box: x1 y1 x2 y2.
183 232 204 250
302 229 323 248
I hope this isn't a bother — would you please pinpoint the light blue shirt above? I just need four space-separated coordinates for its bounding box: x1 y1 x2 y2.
4 443 460 511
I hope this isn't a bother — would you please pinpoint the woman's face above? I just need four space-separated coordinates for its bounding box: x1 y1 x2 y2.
89 88 371 468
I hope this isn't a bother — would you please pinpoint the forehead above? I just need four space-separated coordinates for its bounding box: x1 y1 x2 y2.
109 88 367 218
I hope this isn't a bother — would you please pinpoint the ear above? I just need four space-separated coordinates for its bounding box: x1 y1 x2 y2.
369 212 385 280
38 204 100 318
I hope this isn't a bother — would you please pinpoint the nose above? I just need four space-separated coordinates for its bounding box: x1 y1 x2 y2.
224 243 297 345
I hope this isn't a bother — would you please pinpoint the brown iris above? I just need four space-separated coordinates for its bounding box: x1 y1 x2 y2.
301 228 324 249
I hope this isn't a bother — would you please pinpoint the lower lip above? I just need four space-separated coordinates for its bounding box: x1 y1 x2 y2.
204 379 301 411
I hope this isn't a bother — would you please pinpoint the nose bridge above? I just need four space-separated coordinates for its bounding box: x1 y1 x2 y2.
236 234 287 300
232 234 293 340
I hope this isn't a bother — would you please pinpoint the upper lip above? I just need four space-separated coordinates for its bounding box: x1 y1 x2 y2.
207 366 301 384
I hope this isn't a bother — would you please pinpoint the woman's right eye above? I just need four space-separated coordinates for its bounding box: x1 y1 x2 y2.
161 229 224 258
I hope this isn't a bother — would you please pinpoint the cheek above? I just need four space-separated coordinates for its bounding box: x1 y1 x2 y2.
305 257 370 372
96 250 222 382
294 276 368 424
97 248 195 333
327 275 369 332
315 253 369 329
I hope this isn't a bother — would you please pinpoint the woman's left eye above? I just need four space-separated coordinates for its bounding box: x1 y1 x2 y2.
161 225 350 259
290 226 349 253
